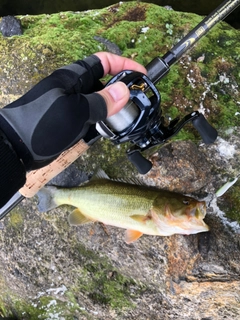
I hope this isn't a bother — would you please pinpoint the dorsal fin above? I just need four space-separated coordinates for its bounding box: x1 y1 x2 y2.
115 177 147 186
91 169 110 181
91 169 146 186
89 169 152 190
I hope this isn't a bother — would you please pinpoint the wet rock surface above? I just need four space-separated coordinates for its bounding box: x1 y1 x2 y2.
0 2 240 319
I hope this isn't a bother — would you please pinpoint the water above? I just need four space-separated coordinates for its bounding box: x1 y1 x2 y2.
0 0 239 28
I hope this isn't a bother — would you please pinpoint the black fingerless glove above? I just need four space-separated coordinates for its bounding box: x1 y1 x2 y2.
0 55 107 207
0 55 106 170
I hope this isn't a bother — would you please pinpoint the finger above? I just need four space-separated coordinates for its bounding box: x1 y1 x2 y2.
94 52 147 76
97 81 130 117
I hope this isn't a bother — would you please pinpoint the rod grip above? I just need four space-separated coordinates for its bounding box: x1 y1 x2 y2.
19 139 89 198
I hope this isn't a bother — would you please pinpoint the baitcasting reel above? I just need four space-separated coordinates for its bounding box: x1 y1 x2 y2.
96 70 218 174
96 0 240 174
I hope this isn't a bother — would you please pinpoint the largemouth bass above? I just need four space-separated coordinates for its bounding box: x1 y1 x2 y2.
37 175 209 243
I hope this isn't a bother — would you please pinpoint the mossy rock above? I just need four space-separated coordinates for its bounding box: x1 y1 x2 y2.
1 2 240 319
0 1 239 127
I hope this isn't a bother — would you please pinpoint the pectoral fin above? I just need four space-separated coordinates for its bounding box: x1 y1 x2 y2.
68 209 93 226
130 213 152 223
130 214 147 223
125 230 143 244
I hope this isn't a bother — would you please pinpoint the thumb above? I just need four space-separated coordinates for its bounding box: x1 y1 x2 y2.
98 82 130 117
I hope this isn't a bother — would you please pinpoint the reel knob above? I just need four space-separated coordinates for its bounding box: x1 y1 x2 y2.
127 149 152 174
191 113 218 144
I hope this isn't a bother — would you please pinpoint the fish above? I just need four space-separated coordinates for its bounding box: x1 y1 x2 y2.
37 173 209 244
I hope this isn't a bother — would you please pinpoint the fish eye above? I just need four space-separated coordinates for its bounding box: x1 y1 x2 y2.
183 199 190 205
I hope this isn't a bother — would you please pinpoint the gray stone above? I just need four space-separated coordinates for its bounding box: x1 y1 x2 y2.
0 16 22 37
48 163 89 187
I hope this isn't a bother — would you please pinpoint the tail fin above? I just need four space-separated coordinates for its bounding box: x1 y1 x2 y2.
37 186 58 212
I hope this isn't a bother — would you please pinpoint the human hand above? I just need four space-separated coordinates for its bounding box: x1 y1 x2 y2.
94 52 146 117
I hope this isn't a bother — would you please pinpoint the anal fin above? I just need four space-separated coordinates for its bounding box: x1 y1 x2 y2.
68 208 93 226
125 229 143 244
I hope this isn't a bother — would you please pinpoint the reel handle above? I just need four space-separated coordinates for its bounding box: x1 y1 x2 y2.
192 113 218 144
127 149 153 174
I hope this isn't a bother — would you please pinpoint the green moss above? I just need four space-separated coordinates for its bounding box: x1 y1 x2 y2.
167 106 180 120
171 128 197 142
19 12 103 61
2 296 81 319
0 243 145 318
76 243 144 311
0 285 42 319
8 208 24 229
0 301 8 318
218 183 240 224
216 100 240 129
76 138 136 178
0 287 91 319
1 2 239 133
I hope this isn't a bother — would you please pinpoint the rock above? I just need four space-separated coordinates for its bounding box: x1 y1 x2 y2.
93 36 122 55
0 2 240 319
140 140 212 193
0 15 22 37
48 163 89 187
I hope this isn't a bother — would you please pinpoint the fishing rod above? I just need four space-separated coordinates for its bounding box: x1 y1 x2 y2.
148 0 240 83
0 0 239 219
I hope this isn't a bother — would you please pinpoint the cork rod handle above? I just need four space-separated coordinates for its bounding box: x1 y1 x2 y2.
19 139 89 198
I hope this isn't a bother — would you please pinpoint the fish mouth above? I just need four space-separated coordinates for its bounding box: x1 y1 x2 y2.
185 201 209 232
195 201 207 218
